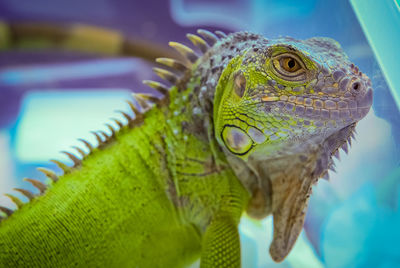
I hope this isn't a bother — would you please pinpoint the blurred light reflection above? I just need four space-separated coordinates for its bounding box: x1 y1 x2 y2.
14 90 133 163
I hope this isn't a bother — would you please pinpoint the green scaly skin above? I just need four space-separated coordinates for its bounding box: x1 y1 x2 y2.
0 22 373 267
0 84 248 267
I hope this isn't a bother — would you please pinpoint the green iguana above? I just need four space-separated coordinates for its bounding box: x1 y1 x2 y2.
0 22 373 267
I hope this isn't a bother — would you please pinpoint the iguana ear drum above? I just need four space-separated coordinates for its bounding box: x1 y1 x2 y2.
233 70 246 98
221 125 253 155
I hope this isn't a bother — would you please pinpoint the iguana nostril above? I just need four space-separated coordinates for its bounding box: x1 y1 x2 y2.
352 82 360 91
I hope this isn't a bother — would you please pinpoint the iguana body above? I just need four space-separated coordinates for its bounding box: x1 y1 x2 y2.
0 88 247 267
0 22 373 267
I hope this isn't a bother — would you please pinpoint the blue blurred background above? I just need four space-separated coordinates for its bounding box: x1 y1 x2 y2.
0 0 399 267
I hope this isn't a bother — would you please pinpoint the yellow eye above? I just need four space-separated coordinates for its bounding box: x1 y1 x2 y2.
271 52 307 81
281 57 301 72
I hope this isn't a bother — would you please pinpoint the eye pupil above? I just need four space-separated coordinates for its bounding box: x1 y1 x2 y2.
288 59 296 69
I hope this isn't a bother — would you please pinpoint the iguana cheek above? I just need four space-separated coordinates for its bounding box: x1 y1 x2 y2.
222 126 253 155
247 127 266 144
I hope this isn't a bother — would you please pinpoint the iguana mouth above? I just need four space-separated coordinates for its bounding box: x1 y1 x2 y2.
261 86 373 123
257 65 373 114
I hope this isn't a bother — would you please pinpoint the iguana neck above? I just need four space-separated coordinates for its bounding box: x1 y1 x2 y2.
163 79 250 230
173 32 259 137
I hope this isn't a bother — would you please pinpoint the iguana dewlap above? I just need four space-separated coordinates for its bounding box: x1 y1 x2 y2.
0 22 373 267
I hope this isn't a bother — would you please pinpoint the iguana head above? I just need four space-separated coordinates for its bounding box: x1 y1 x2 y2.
214 36 373 160
212 34 373 262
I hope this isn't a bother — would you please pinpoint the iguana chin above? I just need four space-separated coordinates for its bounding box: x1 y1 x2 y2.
0 22 373 267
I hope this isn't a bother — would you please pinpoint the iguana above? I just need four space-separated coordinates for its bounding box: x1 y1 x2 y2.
0 22 373 267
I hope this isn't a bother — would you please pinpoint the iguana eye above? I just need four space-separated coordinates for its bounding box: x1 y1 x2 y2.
272 53 307 81
281 57 301 72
